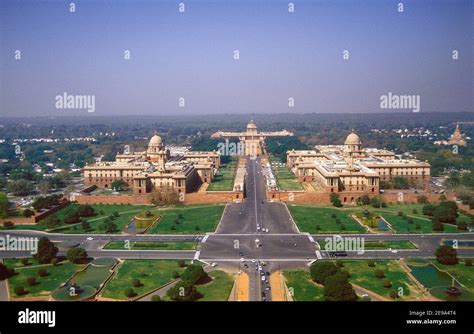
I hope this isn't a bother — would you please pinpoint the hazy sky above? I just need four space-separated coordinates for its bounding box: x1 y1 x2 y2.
0 0 472 117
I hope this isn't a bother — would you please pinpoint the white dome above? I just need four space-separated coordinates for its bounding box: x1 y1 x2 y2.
345 130 361 145
149 134 162 146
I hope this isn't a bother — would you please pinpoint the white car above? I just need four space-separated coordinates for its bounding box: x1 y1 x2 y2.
251 259 256 263
261 276 265 281
240 257 245 262
211 262 218 267
86 237 94 241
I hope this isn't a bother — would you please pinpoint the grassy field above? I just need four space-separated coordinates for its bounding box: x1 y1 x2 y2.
208 158 237 191
380 212 459 234
288 205 366 234
147 204 224 234
283 269 324 301
270 156 302 191
48 204 154 234
335 260 425 300
434 259 474 290
196 270 234 301
101 260 188 300
72 264 114 290
7 260 84 298
287 203 468 234
103 241 197 250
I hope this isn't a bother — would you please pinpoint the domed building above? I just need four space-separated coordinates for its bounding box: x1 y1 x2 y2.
286 128 431 201
344 129 362 153
211 119 294 156
146 132 168 170
83 132 220 195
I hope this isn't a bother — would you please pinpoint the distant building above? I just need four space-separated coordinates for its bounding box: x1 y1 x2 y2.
287 130 431 201
83 133 220 194
448 124 467 146
211 120 293 156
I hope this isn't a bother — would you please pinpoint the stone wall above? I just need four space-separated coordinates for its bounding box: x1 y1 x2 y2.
268 191 455 205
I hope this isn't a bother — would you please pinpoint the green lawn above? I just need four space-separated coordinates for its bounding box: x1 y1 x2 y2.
7 260 85 298
147 205 225 234
434 260 474 291
380 213 459 234
101 260 187 300
103 241 197 250
270 156 302 191
208 158 237 191
196 270 234 301
283 269 324 301
334 260 425 300
288 205 366 234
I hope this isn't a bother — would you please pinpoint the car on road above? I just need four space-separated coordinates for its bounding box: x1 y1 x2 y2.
86 237 94 241
261 276 265 281
211 262 218 267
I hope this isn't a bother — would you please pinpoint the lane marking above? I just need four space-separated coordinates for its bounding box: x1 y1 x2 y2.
194 251 201 260
315 251 322 260
307 235 315 243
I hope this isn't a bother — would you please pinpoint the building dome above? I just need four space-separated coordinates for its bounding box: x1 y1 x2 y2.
149 133 162 146
344 129 361 145
247 119 257 129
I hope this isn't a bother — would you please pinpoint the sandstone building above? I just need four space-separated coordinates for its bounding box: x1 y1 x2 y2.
83 133 220 194
287 130 431 195
211 120 293 156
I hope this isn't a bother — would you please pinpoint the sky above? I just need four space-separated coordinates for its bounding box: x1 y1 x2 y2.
0 0 472 117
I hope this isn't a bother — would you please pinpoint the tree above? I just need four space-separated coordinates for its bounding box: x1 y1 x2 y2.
435 245 458 265
310 261 339 284
37 180 51 195
422 204 436 216
416 195 429 204
63 211 80 224
151 295 161 301
132 278 142 288
26 276 37 286
177 260 186 268
14 286 27 296
66 247 88 264
180 264 209 285
167 281 201 301
7 179 34 196
383 279 392 288
330 193 342 208
0 263 11 280
392 176 409 189
23 209 35 217
465 259 472 267
81 220 91 231
76 205 96 217
102 220 117 233
323 272 357 301
0 192 9 218
360 195 371 206
34 237 58 264
111 179 129 191
124 288 137 298
374 269 385 278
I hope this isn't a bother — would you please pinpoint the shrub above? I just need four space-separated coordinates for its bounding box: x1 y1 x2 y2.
151 295 161 302
177 260 186 268
383 279 392 288
124 288 137 298
389 289 399 299
374 269 385 278
3 221 14 229
51 258 59 266
367 260 375 267
20 258 29 266
14 286 27 296
172 271 180 279
37 269 49 277
132 278 142 288
26 276 37 286
464 259 472 266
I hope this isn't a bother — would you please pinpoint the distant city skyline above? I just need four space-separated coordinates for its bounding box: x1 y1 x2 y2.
1 0 472 117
